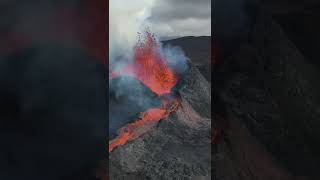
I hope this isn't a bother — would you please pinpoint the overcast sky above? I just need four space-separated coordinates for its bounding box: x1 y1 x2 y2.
148 0 211 39
109 0 211 62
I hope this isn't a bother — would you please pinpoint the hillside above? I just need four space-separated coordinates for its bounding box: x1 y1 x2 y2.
163 36 211 81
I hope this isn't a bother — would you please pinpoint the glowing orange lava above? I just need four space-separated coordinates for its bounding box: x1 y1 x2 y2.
109 31 181 152
111 31 178 96
109 96 181 152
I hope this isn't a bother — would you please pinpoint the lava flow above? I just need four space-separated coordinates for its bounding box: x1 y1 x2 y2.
109 31 181 152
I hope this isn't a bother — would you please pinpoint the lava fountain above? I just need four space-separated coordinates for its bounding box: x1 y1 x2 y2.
109 31 182 152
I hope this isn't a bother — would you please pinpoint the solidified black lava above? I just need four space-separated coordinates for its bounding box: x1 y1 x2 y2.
109 76 162 140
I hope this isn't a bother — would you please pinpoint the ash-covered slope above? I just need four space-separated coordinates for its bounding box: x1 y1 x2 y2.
109 64 211 179
213 5 320 180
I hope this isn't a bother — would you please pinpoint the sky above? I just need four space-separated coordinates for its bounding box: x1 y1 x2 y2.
109 0 211 63
148 0 211 38
110 0 211 44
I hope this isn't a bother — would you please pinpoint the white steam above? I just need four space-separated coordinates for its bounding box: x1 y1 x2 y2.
109 0 155 64
109 0 189 76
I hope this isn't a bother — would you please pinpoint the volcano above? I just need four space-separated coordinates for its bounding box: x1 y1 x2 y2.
109 31 182 153
213 1 320 179
109 33 211 179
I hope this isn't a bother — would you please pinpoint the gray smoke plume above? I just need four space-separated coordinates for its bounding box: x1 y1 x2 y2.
109 0 189 70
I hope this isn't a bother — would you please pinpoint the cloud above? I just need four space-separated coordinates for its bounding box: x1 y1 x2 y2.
148 0 211 38
109 0 211 64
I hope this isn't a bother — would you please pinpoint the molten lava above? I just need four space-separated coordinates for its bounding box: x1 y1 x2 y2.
111 31 178 96
109 96 180 152
109 31 181 152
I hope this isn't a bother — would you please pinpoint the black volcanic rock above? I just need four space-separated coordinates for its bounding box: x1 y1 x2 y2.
249 9 320 178
179 65 211 118
213 5 320 180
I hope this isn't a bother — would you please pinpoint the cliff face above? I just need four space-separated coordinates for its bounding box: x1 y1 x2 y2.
213 3 320 180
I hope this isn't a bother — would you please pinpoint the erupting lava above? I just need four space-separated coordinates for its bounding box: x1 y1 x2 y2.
109 31 181 152
110 31 178 95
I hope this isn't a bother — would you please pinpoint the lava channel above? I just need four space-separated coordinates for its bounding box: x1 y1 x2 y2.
109 31 181 152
